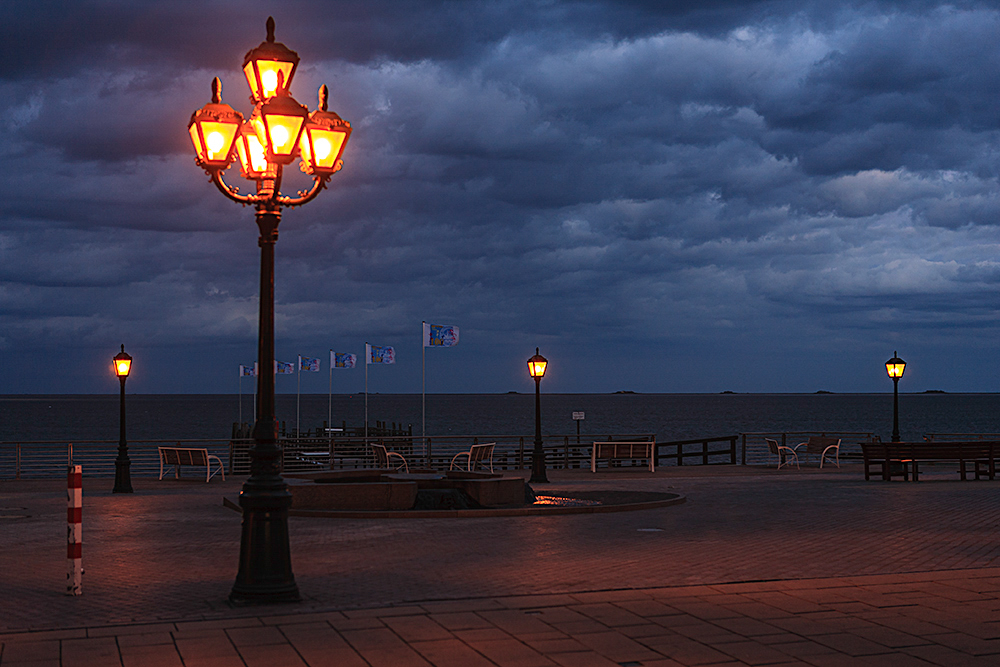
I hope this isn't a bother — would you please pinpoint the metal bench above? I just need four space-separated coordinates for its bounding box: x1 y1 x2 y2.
450 443 496 473
591 441 655 472
158 446 225 482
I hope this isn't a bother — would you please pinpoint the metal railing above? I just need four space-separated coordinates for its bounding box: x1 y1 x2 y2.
739 431 878 465
2 432 746 479
924 433 1000 442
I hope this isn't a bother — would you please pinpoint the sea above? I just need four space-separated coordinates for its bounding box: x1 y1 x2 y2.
3 392 1000 476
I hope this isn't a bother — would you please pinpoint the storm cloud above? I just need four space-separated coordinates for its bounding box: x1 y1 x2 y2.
3 0 1000 393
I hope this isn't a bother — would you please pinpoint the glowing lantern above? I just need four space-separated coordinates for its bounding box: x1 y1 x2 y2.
885 352 906 379
188 78 243 169
299 85 352 176
253 82 309 165
235 121 269 179
528 348 548 379
243 17 300 104
114 345 132 378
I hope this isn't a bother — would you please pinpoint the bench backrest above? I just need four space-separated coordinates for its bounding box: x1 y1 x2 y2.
160 447 209 466
370 443 389 468
862 441 1000 459
469 443 495 464
593 441 652 458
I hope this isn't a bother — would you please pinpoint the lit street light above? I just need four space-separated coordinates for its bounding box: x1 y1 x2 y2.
188 17 351 605
527 348 549 484
112 344 133 494
885 351 906 443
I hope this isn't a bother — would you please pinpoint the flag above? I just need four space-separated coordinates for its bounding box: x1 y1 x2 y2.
275 360 294 374
299 355 321 372
239 364 256 377
366 343 395 364
332 351 356 368
423 322 459 347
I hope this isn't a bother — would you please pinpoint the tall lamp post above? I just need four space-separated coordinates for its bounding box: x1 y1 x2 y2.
188 17 351 605
527 348 549 483
885 351 906 442
112 345 133 493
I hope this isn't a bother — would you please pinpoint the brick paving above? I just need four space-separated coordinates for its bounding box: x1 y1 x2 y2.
3 464 1000 665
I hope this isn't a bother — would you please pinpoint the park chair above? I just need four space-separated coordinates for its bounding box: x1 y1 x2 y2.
371 443 408 473
765 438 799 470
792 436 842 468
450 442 496 473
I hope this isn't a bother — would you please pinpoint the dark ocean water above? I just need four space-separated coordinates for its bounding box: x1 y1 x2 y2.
3 392 999 444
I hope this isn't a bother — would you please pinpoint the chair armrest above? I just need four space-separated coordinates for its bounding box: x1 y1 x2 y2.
450 451 470 470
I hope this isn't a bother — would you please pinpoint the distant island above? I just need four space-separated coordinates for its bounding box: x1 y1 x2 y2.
720 390 736 394
815 390 834 394
923 389 947 394
613 390 637 394
506 391 519 394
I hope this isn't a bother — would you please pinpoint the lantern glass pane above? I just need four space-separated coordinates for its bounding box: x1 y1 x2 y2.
115 359 131 377
243 62 260 100
238 130 268 175
529 360 547 377
198 121 239 162
249 61 295 100
886 362 905 378
310 127 347 169
189 124 205 159
265 113 304 156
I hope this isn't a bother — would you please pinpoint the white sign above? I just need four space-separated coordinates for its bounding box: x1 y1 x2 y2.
572 412 585 420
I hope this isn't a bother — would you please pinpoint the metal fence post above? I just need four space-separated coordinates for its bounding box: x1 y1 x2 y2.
741 433 746 465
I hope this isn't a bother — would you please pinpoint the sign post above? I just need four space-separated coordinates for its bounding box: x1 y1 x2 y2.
572 411 585 445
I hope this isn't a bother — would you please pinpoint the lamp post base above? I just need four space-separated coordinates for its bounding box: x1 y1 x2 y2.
530 447 549 484
112 457 133 494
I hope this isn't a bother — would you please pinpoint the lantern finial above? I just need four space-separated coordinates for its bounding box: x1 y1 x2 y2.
211 77 222 104
319 85 328 112
266 16 275 42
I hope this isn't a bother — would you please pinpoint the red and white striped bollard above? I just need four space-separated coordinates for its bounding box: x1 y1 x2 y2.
67 464 82 595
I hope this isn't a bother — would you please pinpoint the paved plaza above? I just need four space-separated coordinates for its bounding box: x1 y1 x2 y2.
3 464 1000 665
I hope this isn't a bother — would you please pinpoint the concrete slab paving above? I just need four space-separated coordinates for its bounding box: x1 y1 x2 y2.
3 464 1000 664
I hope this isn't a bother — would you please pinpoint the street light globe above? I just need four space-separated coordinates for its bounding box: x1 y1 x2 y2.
242 16 300 104
528 348 548 379
885 352 906 379
113 345 132 378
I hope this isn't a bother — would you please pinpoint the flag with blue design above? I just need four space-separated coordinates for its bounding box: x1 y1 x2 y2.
332 351 356 368
298 355 321 372
423 322 459 348
239 364 256 377
366 344 395 365
275 360 294 375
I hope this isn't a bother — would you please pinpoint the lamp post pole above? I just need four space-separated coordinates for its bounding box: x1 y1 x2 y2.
892 376 900 443
885 351 906 443
112 344 133 494
528 348 549 484
187 17 351 605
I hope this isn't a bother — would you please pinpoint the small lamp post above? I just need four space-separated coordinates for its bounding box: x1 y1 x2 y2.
112 344 133 493
527 348 549 483
885 351 906 442
188 17 351 605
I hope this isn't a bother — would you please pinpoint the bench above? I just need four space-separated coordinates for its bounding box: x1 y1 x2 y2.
158 446 225 482
450 443 496 473
591 441 655 472
861 441 999 482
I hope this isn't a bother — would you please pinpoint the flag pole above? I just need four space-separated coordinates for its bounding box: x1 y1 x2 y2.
328 350 333 436
296 356 301 438
239 366 243 427
364 343 369 443
422 321 426 465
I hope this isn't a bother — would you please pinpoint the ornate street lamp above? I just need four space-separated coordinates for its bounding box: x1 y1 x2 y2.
885 351 906 442
112 345 133 494
188 17 351 605
527 348 549 483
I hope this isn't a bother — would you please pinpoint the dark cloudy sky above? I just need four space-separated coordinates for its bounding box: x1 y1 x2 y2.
4 0 1000 394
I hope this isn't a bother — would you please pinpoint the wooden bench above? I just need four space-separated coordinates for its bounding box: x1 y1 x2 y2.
158 446 225 482
861 441 999 482
591 441 655 472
